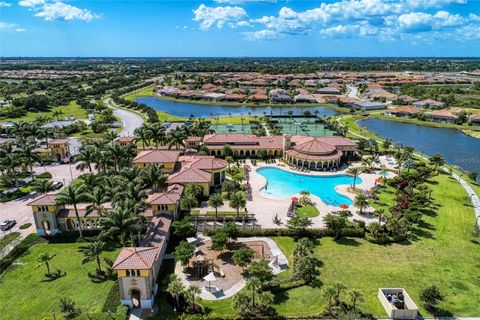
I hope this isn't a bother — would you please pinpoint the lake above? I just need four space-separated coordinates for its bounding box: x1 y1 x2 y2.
360 118 480 179
135 96 340 118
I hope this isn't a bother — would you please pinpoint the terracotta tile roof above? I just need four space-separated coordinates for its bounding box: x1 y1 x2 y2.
179 156 228 171
293 138 337 155
112 247 160 270
285 148 342 161
186 136 202 142
132 150 180 164
148 186 183 205
49 139 69 145
389 106 421 115
203 133 258 145
27 194 57 206
167 167 211 183
141 215 172 248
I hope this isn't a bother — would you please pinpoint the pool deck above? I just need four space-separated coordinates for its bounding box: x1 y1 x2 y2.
242 157 394 228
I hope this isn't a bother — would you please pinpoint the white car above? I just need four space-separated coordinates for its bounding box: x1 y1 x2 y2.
0 219 16 231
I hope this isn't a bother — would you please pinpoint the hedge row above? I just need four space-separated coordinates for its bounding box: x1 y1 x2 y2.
206 226 365 239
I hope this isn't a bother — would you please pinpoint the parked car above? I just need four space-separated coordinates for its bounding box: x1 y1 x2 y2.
52 181 64 190
0 219 16 231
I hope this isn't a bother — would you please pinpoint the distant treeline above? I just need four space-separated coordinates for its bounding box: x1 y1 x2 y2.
2 57 480 72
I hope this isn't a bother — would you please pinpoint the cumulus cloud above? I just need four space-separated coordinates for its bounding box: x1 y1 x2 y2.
215 0 276 3
238 0 479 41
0 21 27 32
193 4 247 30
34 2 98 21
0 1 11 7
18 0 45 7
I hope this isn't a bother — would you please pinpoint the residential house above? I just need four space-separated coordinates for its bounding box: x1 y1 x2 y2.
413 99 446 109
385 106 421 118
426 107 463 123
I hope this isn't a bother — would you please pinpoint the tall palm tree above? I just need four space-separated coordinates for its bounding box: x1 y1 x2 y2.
36 253 56 276
353 193 369 215
20 144 41 179
85 187 109 217
165 128 186 150
166 274 186 308
75 147 96 172
346 167 361 188
33 179 56 194
0 147 22 190
185 285 201 311
55 184 87 238
81 240 105 273
208 193 224 218
230 191 247 216
99 205 142 246
140 164 166 192
149 123 166 148
134 125 151 148
78 173 100 191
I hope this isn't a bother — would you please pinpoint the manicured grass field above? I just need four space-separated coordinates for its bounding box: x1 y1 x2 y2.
0 241 121 320
9 100 88 122
198 172 480 317
295 204 320 218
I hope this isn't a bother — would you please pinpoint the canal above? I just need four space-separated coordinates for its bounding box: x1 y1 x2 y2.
360 118 480 179
135 96 340 118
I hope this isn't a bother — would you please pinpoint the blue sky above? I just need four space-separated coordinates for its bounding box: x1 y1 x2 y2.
1 0 480 57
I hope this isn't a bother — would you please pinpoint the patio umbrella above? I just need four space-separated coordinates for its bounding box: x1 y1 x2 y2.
203 272 217 292
375 178 383 184
291 197 299 202
339 204 349 209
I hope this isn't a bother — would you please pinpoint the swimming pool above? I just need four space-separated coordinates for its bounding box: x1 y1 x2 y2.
257 167 361 206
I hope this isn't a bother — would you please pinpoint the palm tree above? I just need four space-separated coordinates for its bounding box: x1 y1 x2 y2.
78 173 100 190
373 208 385 225
81 240 105 273
134 125 152 148
346 288 364 310
246 277 262 307
208 193 224 218
180 193 198 213
166 274 185 308
75 147 96 172
429 153 445 172
99 205 142 246
36 253 56 276
353 193 369 215
32 179 56 194
85 187 109 217
141 164 166 192
55 184 87 238
229 191 247 216
403 158 416 174
165 128 186 150
184 285 201 311
20 144 41 179
149 123 166 148
346 167 361 188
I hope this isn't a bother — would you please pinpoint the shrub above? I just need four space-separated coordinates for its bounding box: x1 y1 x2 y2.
36 172 53 179
206 226 365 239
19 223 32 230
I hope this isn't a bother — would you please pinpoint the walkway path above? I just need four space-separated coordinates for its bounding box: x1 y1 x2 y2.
103 97 144 137
175 236 288 300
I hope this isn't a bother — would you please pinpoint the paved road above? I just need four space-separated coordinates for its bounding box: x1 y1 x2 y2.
104 98 144 137
347 85 358 98
0 164 85 239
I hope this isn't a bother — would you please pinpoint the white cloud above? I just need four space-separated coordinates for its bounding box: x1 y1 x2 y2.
319 24 378 38
0 1 11 7
18 0 44 7
0 22 16 30
0 22 26 32
215 0 276 4
34 2 98 22
193 4 247 30
244 29 280 40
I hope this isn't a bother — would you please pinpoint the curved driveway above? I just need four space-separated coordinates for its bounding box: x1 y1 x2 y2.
103 98 144 137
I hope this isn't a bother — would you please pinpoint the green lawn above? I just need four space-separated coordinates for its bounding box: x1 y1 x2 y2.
198 172 480 317
123 85 156 101
295 204 320 218
0 241 121 320
9 100 88 122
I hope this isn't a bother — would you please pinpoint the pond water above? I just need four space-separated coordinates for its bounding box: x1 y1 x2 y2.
360 118 480 179
135 96 340 118
258 167 359 206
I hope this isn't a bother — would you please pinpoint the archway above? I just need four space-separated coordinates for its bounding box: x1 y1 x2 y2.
130 289 142 309
42 220 51 235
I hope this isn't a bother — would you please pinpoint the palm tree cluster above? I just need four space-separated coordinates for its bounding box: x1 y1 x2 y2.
367 156 437 243
321 282 365 317
56 142 168 245
0 141 43 190
133 120 214 150
166 274 201 312
75 139 136 173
